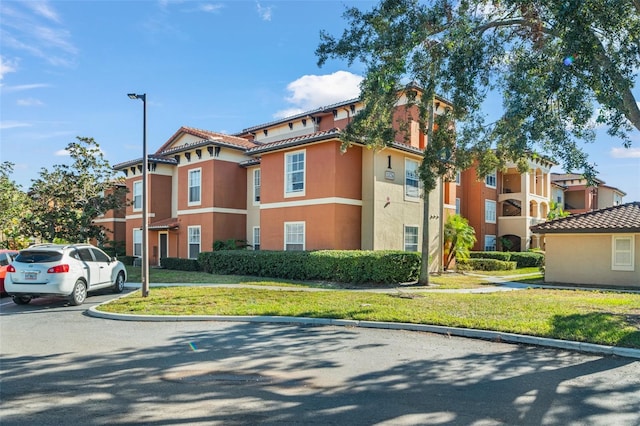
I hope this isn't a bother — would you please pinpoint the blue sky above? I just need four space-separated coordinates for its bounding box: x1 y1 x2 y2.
1 0 639 201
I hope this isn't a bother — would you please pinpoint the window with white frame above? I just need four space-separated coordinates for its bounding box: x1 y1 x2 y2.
284 222 305 251
253 227 261 250
485 170 497 188
484 235 496 251
253 169 261 204
455 198 461 215
285 151 305 195
133 229 142 257
133 181 142 211
485 200 497 223
404 226 419 252
612 235 634 271
188 226 201 259
405 159 420 198
455 171 461 185
188 169 201 205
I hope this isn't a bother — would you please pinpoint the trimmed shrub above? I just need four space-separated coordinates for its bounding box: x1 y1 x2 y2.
198 250 421 284
161 257 201 271
118 255 136 266
457 258 517 271
469 251 512 261
508 252 544 268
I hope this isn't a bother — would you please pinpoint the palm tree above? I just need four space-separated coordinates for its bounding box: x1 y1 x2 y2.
443 214 476 271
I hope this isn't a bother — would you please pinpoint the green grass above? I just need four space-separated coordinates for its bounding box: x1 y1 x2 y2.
106 266 640 349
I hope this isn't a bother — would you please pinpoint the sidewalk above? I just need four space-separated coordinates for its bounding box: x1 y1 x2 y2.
88 274 640 360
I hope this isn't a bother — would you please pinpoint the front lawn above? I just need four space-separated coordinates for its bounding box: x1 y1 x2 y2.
103 274 640 348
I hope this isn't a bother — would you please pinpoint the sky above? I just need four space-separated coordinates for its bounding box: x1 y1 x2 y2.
1 0 639 202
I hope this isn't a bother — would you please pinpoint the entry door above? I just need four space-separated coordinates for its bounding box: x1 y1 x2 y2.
159 233 168 266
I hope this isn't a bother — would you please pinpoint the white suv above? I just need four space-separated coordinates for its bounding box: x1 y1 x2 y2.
5 243 127 306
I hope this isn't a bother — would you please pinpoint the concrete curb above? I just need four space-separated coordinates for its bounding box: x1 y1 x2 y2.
88 303 640 360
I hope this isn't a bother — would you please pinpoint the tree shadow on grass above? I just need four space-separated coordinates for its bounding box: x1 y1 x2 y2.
551 312 640 348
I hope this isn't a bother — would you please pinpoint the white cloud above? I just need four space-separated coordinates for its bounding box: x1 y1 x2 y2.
26 1 62 23
17 98 44 106
199 3 224 13
0 120 31 130
274 71 363 119
256 2 272 21
0 56 19 80
1 83 51 93
610 147 640 159
55 149 69 156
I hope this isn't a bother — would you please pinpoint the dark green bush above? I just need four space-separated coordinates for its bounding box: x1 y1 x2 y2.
508 252 544 268
457 258 517 271
198 250 421 284
161 257 201 271
118 255 136 266
469 251 512 261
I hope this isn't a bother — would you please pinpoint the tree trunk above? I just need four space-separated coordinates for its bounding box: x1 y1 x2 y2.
418 99 436 286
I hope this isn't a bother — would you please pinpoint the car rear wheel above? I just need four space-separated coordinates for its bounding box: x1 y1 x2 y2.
69 280 87 306
112 272 125 293
12 295 31 305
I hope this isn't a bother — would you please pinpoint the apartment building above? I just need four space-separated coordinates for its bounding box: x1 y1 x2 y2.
114 94 456 271
551 173 626 214
458 157 555 252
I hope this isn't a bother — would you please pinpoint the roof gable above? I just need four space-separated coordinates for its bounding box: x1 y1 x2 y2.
531 202 640 234
156 126 257 154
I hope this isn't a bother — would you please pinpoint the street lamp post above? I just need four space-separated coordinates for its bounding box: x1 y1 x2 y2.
128 93 149 297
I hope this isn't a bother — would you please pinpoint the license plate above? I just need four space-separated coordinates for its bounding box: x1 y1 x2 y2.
24 272 38 280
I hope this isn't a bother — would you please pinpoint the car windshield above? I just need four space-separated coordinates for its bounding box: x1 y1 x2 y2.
15 251 63 263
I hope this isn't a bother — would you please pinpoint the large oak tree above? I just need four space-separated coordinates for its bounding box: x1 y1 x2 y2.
317 0 639 284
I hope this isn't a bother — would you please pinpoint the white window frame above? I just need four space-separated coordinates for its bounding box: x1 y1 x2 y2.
253 226 261 250
285 150 305 197
455 198 461 215
133 180 142 211
253 168 261 205
455 171 461 185
612 235 635 271
188 168 202 206
485 170 497 188
188 226 201 259
484 235 497 251
405 158 420 200
284 221 305 251
133 228 142 257
485 200 497 223
404 225 419 252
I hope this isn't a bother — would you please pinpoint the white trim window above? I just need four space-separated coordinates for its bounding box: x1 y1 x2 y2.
188 226 201 259
253 226 261 251
284 222 305 251
485 200 497 223
405 158 420 199
404 225 419 252
285 150 305 196
455 198 461 215
484 235 497 251
485 170 497 188
455 171 461 185
133 228 142 257
612 235 634 271
133 180 142 211
253 169 261 205
188 168 202 205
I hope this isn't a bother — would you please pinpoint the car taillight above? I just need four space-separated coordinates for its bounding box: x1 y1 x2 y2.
47 264 70 273
7 265 15 273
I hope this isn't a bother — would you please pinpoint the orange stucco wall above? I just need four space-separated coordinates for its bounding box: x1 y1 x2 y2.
460 167 497 251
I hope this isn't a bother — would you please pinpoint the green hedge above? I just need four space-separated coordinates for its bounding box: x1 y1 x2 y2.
161 257 201 271
457 258 517 271
198 250 421 284
469 251 544 268
118 255 136 266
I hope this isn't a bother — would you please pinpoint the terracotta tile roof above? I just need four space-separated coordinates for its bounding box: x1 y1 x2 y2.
247 128 342 154
551 173 604 184
149 217 180 230
156 126 258 153
531 202 640 234
113 155 177 170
